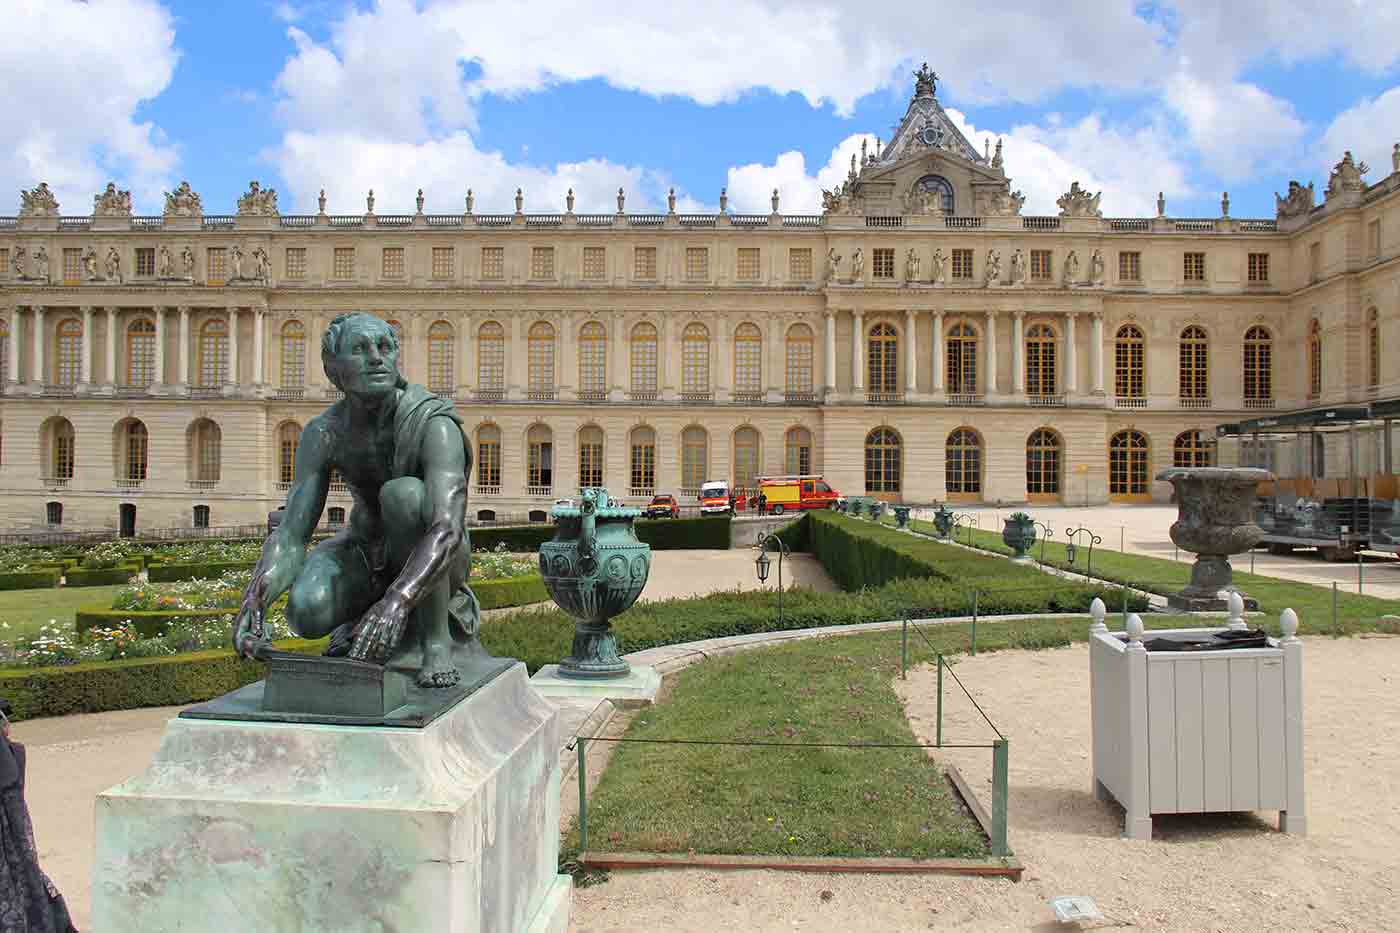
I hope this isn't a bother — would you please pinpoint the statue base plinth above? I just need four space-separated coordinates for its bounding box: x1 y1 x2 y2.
95 663 572 933
1167 591 1259 612
530 663 661 708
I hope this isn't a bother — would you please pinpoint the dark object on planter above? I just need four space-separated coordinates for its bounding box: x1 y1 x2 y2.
933 504 954 538
1002 512 1037 561
893 505 911 529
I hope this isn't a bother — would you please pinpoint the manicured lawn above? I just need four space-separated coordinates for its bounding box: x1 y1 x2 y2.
0 584 130 640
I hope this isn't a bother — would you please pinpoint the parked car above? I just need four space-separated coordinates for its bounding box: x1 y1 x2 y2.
757 475 841 514
643 494 680 519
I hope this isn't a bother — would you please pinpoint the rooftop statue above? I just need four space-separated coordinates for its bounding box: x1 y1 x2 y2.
1274 180 1314 219
1326 150 1368 198
163 181 203 218
233 312 483 689
237 180 279 216
93 182 132 217
1057 181 1102 218
18 182 59 218
985 187 1025 216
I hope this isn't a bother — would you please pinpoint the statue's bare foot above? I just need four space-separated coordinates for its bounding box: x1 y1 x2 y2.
417 643 460 688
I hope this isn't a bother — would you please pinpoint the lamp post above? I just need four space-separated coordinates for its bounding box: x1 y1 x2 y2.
1064 525 1103 577
754 530 790 629
1032 520 1053 564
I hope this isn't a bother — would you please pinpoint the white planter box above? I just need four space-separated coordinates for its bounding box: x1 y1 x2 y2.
1089 614 1306 840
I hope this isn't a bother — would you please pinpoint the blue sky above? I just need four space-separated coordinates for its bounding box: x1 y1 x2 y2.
4 0 1400 219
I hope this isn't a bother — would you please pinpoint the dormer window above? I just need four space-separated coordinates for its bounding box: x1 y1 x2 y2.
913 174 954 213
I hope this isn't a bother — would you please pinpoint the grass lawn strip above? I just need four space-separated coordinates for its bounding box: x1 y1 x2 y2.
0 584 131 641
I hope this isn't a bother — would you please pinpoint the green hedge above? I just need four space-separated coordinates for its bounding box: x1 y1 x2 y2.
75 606 235 638
0 569 61 591
147 560 257 583
470 515 730 552
64 564 139 587
474 574 548 610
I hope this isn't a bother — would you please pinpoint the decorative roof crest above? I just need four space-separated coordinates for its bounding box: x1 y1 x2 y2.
19 182 59 217
93 182 132 217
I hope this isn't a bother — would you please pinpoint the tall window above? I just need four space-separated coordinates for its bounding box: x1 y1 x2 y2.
1114 324 1145 399
785 324 814 397
736 248 761 281
946 321 978 394
951 249 973 280
1174 430 1213 468
332 248 355 280
431 246 454 280
127 318 157 387
55 318 82 385
135 248 155 277
122 420 148 482
477 322 505 395
63 248 81 285
1243 326 1273 402
191 419 221 483
789 248 812 281
578 321 607 399
630 426 656 494
1183 252 1205 282
582 246 607 281
48 418 75 480
681 323 710 396
1026 428 1061 497
631 323 658 395
945 428 982 497
733 426 760 493
0 319 8 384
1308 318 1322 398
427 321 454 394
1178 326 1209 400
277 422 301 486
206 247 227 286
913 174 954 213
381 247 405 278
1025 323 1057 396
199 318 229 387
634 246 657 280
1109 430 1149 499
481 246 504 280
1030 250 1052 282
867 323 898 395
45 502 62 526
681 426 707 492
526 424 554 490
280 320 305 388
685 247 709 282
864 427 901 494
530 246 555 280
1248 253 1270 283
1369 307 1380 389
1119 251 1141 283
476 424 501 489
527 322 555 397
785 426 812 475
193 505 210 529
578 425 604 490
285 247 306 280
733 323 762 397
871 248 894 279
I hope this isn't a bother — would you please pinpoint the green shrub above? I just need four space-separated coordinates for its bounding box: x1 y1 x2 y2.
64 564 139 587
0 570 61 591
469 515 730 552
75 606 235 638
473 574 548 610
147 560 257 583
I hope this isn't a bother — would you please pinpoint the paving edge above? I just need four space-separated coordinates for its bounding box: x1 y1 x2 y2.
577 850 1023 880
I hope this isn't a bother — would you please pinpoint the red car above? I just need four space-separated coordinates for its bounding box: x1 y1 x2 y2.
643 494 680 519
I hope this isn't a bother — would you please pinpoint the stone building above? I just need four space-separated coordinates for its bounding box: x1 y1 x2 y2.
2 65 1398 532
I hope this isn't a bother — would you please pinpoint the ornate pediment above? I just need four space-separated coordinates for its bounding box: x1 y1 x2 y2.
876 63 984 168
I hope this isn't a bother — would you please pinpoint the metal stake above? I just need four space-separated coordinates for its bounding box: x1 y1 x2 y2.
991 739 1009 857
971 589 979 656
1332 581 1338 630
576 739 588 853
900 619 908 680
936 654 944 748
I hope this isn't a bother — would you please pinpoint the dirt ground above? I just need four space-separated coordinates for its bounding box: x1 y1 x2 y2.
573 635 1400 932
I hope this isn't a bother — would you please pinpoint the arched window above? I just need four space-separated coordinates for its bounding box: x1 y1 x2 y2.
945 428 983 498
277 422 301 487
280 320 306 389
526 423 554 491
785 426 812 475
476 424 501 490
578 425 604 490
630 322 658 396
120 419 148 482
867 323 898 396
629 426 656 495
1114 324 1145 399
1243 326 1273 403
1368 307 1380 390
55 318 82 386
1109 430 1150 500
1174 430 1213 468
1179 326 1208 401
0 319 9 385
189 419 221 484
192 504 210 529
578 321 607 400
477 322 504 395
785 323 814 398
127 318 157 387
681 425 707 492
527 322 555 398
733 323 762 398
1308 318 1322 398
1026 428 1061 498
43 418 75 481
198 318 229 387
864 427 901 495
327 506 346 525
946 321 978 395
427 320 454 394
913 174 955 213
733 426 760 494
681 323 710 397
1025 323 1057 396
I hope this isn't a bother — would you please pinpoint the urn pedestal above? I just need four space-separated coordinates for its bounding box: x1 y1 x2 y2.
1156 467 1272 611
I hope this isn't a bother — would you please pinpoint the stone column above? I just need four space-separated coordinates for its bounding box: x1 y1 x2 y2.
1091 312 1105 394
984 310 998 397
32 306 45 385
458 312 472 395
80 306 93 387
852 311 865 393
932 311 944 394
1065 312 1078 396
716 317 731 401
105 307 118 387
178 306 190 387
227 307 239 387
823 309 836 395
253 307 265 386
559 312 575 399
1011 310 1024 396
610 312 625 400
7 307 20 388
153 308 165 388
904 309 917 395
509 313 522 399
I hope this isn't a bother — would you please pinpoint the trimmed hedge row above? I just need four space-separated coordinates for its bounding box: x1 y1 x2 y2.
75 606 234 638
0 570 61 591
469 515 730 552
474 574 548 610
64 564 140 587
147 560 257 583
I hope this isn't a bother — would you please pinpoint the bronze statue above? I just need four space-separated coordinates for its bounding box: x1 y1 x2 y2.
233 312 476 688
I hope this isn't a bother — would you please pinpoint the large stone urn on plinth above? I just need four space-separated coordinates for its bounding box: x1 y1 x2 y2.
1157 467 1272 611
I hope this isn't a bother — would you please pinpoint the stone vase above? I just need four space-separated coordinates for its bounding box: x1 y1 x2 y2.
1156 467 1272 610
539 488 651 678
1002 514 1037 561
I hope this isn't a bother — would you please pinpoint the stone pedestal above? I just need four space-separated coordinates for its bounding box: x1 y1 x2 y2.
94 663 572 932
529 663 661 707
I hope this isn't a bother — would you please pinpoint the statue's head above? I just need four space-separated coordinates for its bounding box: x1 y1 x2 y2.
321 312 406 398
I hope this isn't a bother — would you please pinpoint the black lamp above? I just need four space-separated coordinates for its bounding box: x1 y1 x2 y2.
755 548 771 583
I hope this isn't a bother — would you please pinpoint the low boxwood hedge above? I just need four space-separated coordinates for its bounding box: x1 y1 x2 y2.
474 574 548 610
0 569 62 590
75 606 235 638
64 564 140 587
147 560 257 583
469 515 730 552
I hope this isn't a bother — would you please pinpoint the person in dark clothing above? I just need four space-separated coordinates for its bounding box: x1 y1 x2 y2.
0 700 77 933
756 493 767 516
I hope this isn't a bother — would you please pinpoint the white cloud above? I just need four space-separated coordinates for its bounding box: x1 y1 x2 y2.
1163 74 1305 180
0 0 180 213
723 135 873 214
1169 0 1400 76
1317 85 1400 184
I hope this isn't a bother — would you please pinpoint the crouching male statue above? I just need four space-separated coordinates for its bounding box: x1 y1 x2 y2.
233 312 477 687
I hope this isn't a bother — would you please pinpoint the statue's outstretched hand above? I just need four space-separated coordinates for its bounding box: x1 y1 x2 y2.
348 593 409 665
232 595 268 658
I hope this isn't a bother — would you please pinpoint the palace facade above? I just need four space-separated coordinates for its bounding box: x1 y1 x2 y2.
2 67 1398 532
